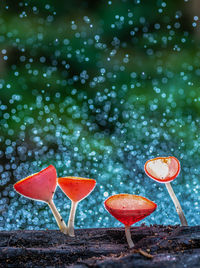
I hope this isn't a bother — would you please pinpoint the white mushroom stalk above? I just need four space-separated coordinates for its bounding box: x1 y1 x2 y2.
125 225 134 248
165 182 188 226
48 199 68 234
67 201 78 237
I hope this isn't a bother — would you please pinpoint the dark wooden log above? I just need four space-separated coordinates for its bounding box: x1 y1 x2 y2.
0 225 199 267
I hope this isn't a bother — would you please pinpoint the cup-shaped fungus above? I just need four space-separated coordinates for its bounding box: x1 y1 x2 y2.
14 165 68 234
58 176 96 237
144 156 188 226
104 194 157 248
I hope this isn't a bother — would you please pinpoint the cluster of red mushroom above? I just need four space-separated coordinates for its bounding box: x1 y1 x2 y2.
14 165 96 237
14 155 187 249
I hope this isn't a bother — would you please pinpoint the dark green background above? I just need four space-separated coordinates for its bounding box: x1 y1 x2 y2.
0 0 199 229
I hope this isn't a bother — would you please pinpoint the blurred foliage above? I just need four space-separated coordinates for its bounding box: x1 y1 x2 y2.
1 0 200 163
0 0 200 229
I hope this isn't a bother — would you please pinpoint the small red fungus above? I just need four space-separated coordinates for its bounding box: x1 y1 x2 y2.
58 176 96 237
14 165 68 234
104 194 157 248
144 156 188 226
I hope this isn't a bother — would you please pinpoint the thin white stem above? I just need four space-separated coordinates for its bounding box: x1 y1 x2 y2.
165 182 188 226
68 201 78 237
125 225 134 248
48 199 68 234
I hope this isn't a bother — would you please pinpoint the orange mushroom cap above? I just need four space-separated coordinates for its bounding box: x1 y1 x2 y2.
144 156 180 183
104 194 157 226
58 176 96 202
14 165 57 203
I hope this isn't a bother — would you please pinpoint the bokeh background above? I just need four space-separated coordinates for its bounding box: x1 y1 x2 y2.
0 0 199 230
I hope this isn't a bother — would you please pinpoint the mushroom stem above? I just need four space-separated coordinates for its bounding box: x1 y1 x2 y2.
68 201 78 237
48 199 68 234
125 225 134 248
165 182 188 226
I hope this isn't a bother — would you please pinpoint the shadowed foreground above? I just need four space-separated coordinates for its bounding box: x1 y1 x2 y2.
0 225 199 267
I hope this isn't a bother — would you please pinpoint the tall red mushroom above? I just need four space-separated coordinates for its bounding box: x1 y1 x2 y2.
58 176 96 237
144 156 188 226
104 194 157 248
14 165 68 234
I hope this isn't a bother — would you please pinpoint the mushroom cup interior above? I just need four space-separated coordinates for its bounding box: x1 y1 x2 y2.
145 156 180 183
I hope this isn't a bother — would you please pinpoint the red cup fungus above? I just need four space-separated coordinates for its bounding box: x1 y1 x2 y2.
144 156 188 226
104 194 157 248
14 165 68 234
58 176 96 237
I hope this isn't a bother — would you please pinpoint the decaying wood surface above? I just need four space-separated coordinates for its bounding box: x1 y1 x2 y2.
0 225 199 267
